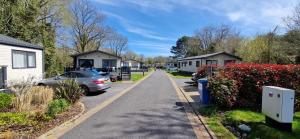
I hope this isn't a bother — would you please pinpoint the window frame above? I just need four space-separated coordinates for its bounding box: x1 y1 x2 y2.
196 61 200 67
12 50 36 69
189 61 192 66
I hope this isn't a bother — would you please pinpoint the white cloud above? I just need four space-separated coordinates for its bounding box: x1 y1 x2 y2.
96 0 299 32
102 11 175 41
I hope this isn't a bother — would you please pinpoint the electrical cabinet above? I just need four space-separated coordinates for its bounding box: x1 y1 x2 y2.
262 86 295 123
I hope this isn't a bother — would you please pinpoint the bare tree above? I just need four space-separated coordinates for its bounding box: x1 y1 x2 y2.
107 31 128 57
194 24 240 53
70 0 108 52
284 3 300 30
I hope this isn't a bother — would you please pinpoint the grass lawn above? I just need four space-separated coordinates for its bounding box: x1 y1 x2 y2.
199 106 300 139
166 71 192 78
131 72 149 82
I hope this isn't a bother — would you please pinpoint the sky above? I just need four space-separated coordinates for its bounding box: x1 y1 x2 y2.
92 0 298 57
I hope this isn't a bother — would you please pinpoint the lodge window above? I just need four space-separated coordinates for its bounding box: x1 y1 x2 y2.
12 50 36 69
196 61 200 67
189 61 192 66
206 60 218 65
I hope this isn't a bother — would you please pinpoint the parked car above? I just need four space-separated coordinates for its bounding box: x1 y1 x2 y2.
37 71 111 94
167 67 178 71
81 68 118 82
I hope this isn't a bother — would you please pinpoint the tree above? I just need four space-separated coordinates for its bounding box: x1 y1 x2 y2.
0 0 69 77
237 34 290 64
123 51 138 60
284 3 300 30
106 31 128 57
170 36 202 58
70 0 108 53
195 24 240 54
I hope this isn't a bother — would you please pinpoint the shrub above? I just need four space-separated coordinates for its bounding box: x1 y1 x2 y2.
12 86 54 112
0 112 32 126
208 76 238 109
0 93 13 110
55 79 84 104
219 63 300 110
46 99 70 118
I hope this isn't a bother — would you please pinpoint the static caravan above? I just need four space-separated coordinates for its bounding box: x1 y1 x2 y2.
121 59 142 70
0 34 44 87
177 52 242 73
72 50 122 70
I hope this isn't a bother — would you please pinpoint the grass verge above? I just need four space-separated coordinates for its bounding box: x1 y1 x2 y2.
199 106 300 139
131 72 149 82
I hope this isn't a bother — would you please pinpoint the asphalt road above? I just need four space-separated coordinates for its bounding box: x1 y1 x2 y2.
60 70 197 139
83 82 133 110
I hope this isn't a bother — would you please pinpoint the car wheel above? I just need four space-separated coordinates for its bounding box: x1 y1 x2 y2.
80 85 89 95
38 83 46 86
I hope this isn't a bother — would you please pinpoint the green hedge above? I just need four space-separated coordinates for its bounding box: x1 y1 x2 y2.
0 93 13 110
46 99 70 118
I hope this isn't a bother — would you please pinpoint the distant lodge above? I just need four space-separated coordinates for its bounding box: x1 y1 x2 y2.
177 52 242 73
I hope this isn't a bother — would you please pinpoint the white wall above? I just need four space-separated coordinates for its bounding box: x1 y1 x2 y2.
76 52 121 68
178 54 241 73
0 44 43 85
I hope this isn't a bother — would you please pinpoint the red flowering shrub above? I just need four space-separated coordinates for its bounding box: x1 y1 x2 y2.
208 76 238 109
195 64 219 79
218 63 300 110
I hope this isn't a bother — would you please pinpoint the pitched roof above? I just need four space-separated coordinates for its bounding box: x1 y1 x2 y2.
71 50 121 58
122 59 142 62
0 34 43 50
178 51 242 61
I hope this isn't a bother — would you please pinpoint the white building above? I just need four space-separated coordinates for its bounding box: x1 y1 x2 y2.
0 34 44 87
72 50 122 70
122 59 142 70
177 52 242 73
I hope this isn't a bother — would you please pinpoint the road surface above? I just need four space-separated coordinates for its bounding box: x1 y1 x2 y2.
61 70 197 139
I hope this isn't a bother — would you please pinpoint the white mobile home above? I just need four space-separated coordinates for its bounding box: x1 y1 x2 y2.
72 50 122 70
0 34 44 87
177 52 242 73
121 59 142 70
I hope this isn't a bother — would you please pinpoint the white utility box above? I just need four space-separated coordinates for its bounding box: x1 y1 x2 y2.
262 86 295 123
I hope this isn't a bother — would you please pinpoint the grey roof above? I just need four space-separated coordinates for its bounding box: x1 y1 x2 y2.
178 51 242 61
0 34 43 50
71 50 121 58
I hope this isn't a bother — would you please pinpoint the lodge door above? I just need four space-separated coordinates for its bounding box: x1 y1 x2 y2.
0 66 7 88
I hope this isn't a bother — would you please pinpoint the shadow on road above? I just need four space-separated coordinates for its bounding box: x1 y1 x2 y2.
85 91 106 96
87 99 197 139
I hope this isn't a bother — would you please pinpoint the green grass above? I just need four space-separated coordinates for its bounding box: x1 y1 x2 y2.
244 112 300 139
199 106 236 139
207 116 237 139
167 71 192 78
131 72 149 82
199 107 300 139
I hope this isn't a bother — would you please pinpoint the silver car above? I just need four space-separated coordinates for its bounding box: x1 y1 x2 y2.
37 71 111 93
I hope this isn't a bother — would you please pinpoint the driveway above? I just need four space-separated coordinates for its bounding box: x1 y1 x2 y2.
61 70 197 139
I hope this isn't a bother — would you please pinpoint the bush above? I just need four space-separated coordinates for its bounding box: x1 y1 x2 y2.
208 76 238 109
12 86 54 112
46 99 70 118
55 79 84 104
0 112 32 126
0 93 13 110
219 63 300 110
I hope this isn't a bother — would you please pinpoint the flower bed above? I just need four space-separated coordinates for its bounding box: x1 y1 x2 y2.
0 79 84 138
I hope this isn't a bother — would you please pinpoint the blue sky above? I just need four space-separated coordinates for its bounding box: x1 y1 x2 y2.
93 0 298 57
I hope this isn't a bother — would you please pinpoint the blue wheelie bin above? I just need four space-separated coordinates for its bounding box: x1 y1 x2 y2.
198 79 210 105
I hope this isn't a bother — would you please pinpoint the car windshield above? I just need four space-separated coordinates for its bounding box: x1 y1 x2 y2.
81 71 99 77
